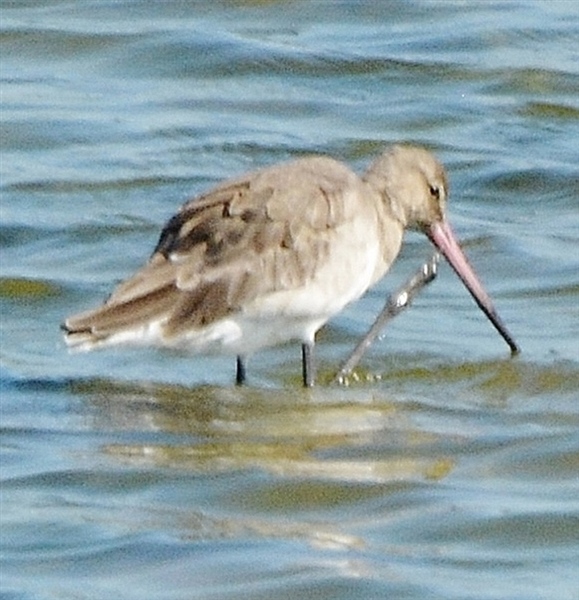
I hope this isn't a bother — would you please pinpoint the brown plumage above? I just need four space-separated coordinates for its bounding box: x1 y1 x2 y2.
63 145 518 385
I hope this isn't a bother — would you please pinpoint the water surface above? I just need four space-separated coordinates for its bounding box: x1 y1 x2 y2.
1 1 578 599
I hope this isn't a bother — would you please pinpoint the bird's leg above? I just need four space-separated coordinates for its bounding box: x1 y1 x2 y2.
301 342 315 387
236 355 247 386
335 253 439 383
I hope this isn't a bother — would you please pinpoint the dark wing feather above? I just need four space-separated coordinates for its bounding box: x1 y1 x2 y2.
64 156 362 343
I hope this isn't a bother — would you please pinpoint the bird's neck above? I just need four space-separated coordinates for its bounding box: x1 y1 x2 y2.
362 160 408 229
357 182 405 286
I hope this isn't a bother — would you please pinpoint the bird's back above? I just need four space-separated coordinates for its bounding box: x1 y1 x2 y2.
63 155 389 354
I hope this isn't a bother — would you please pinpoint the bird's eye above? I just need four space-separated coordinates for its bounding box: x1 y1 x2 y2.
429 185 440 200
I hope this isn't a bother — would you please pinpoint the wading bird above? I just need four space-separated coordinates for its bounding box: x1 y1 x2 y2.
63 145 519 386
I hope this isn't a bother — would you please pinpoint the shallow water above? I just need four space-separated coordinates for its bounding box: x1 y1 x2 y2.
1 1 578 599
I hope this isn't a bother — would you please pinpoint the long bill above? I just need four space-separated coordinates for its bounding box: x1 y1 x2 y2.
425 220 520 355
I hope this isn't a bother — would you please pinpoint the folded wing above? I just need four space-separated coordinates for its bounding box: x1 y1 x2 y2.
63 156 362 348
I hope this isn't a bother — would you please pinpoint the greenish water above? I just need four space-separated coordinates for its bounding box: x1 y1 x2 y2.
1 1 578 599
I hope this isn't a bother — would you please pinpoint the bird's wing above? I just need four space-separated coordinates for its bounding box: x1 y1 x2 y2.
64 157 363 340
